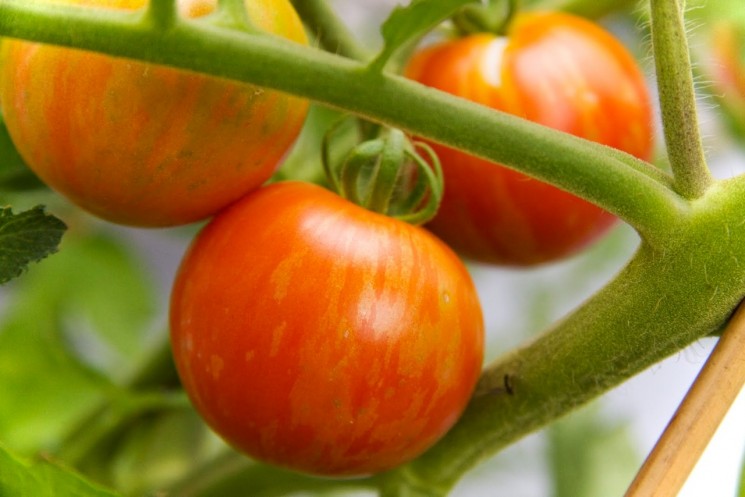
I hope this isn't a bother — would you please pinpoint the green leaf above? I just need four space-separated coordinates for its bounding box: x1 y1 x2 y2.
180 457 375 497
369 0 479 72
547 403 640 497
0 443 120 497
0 205 66 284
0 231 157 453
105 409 222 496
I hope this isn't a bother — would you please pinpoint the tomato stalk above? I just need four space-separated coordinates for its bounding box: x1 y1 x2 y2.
0 0 685 242
363 130 407 214
649 0 713 199
452 0 519 36
146 0 178 30
323 125 444 225
288 0 370 61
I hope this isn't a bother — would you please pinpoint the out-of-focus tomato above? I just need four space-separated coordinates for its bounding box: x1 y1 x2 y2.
169 181 484 477
405 12 653 265
709 21 745 139
0 0 308 227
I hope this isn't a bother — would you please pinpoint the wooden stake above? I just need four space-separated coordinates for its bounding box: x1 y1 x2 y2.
625 302 745 497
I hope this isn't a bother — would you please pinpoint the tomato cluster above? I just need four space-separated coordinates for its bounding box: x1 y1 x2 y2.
405 12 653 265
0 0 654 479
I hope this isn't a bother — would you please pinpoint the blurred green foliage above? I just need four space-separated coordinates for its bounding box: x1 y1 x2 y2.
548 405 639 497
0 231 156 452
0 443 120 497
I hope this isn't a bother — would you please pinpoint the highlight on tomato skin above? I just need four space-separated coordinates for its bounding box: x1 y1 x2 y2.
405 12 654 266
0 0 309 227
169 181 485 477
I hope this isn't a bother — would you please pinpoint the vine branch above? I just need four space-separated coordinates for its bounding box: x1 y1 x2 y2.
0 0 685 243
650 0 713 198
289 0 370 60
146 0 178 29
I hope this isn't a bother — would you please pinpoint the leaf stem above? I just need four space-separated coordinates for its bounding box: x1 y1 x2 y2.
289 0 369 60
649 0 713 198
0 0 686 243
145 0 178 30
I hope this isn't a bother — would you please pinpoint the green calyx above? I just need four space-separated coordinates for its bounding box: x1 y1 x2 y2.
322 124 444 225
452 0 519 36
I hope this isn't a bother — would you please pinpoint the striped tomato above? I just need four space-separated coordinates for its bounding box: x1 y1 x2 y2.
0 0 308 226
405 12 653 265
170 181 484 476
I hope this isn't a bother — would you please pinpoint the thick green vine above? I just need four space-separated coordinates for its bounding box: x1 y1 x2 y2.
650 0 713 198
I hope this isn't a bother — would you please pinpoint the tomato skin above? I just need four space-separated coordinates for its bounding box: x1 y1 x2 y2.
405 12 653 265
0 0 308 227
710 22 745 136
169 181 484 477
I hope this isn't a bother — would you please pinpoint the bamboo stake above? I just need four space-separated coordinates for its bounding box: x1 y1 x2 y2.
625 302 745 497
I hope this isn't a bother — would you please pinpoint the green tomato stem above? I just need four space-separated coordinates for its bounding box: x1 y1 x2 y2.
289 0 370 61
339 140 384 205
650 0 713 199
453 0 520 36
146 0 177 30
393 142 445 226
0 0 685 245
365 130 406 214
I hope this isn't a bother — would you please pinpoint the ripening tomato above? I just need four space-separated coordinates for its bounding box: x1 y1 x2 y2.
405 12 654 265
0 0 308 227
709 22 745 137
169 181 484 477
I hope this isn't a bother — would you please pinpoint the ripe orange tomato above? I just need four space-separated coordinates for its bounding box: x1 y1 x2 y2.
170 181 484 477
405 12 654 265
0 0 308 227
